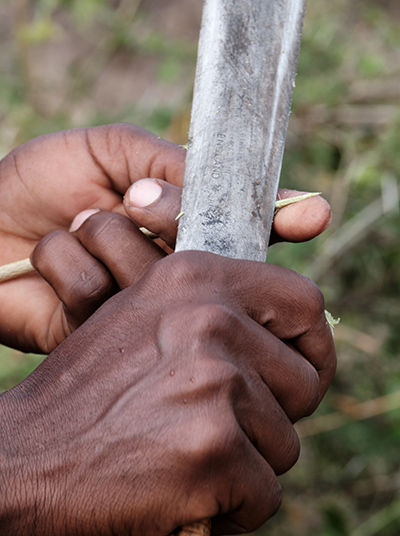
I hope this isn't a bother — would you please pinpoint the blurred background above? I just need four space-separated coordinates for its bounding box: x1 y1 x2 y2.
0 0 399 534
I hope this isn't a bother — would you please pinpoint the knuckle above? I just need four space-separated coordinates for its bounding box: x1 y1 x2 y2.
190 303 238 341
109 122 136 138
185 414 239 467
267 480 283 518
32 230 69 270
286 275 326 334
78 212 132 245
288 366 320 420
169 255 197 286
95 123 136 155
301 277 325 317
301 367 321 417
190 343 245 396
158 251 219 291
68 266 113 306
326 351 338 383
205 359 245 397
169 252 208 287
151 251 230 301
242 479 282 533
158 306 245 391
276 429 300 474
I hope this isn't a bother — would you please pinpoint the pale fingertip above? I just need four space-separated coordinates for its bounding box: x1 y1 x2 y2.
125 179 162 208
69 209 101 232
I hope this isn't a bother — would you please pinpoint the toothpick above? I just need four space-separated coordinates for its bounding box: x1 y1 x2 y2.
275 192 321 212
0 258 35 282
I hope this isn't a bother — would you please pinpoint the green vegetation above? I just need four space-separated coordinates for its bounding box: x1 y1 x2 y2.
1 0 399 534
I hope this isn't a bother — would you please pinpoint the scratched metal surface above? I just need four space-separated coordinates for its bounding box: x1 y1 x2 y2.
175 0 306 261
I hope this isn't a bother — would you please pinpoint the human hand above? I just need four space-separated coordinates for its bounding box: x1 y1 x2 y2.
0 251 336 535
0 124 184 352
0 124 330 353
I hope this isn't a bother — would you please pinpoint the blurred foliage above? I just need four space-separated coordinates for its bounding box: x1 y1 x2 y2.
0 0 399 534
0 346 43 391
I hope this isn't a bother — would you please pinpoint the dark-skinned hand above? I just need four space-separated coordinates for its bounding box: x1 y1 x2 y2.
0 123 331 353
0 245 336 535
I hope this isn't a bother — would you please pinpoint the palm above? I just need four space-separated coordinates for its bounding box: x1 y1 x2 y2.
0 125 185 352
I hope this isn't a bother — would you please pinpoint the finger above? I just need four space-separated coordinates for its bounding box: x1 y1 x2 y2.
123 178 182 248
0 125 186 237
270 189 332 244
123 182 331 253
228 258 337 400
173 410 282 535
228 313 321 422
72 211 165 288
162 303 300 475
82 124 186 194
212 445 282 535
232 374 301 474
165 252 336 400
31 230 117 330
206 317 302 472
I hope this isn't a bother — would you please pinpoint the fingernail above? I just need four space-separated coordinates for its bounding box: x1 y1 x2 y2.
69 208 101 232
126 179 162 208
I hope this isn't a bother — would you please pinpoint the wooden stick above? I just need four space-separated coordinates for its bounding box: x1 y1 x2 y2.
174 0 306 533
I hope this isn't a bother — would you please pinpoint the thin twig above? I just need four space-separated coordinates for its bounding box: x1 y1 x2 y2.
274 192 321 211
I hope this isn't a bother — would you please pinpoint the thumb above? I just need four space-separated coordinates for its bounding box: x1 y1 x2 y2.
123 178 182 249
124 181 332 251
271 189 332 244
